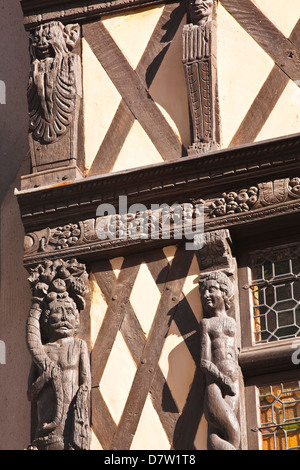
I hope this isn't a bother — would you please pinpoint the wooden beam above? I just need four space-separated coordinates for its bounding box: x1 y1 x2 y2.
83 21 183 165
229 19 300 147
220 0 300 84
91 255 142 385
88 2 186 176
110 246 194 450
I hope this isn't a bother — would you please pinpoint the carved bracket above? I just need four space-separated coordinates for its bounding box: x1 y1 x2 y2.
23 20 83 189
183 0 220 155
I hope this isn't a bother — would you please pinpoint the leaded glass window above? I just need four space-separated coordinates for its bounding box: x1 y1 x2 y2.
249 244 300 343
258 381 300 450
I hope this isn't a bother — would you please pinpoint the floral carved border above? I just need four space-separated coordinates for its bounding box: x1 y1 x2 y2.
23 176 300 266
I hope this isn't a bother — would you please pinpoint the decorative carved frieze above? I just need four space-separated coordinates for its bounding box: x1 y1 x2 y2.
23 20 82 188
21 176 300 265
183 0 220 155
208 177 300 218
26 258 90 450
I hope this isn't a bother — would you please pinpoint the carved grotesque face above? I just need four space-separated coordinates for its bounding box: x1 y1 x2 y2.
30 22 66 60
200 279 229 316
189 0 214 23
29 21 80 61
47 298 79 340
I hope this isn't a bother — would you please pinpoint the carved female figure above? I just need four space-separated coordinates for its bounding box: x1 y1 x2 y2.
199 271 241 450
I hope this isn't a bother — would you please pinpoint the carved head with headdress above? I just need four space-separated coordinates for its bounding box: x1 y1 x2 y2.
28 259 88 343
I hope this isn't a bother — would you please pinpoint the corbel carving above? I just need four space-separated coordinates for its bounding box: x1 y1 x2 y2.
183 0 221 155
196 229 232 271
26 258 91 450
24 21 82 188
199 270 241 450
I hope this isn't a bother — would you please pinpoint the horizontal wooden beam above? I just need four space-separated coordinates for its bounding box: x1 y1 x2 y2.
20 0 177 29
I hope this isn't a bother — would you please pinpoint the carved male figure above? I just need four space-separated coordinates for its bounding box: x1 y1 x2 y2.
188 0 214 25
199 271 241 450
26 259 90 450
183 0 220 154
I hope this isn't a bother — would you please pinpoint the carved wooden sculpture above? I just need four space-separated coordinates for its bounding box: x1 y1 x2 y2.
183 0 220 154
199 271 241 450
27 21 82 181
26 259 90 450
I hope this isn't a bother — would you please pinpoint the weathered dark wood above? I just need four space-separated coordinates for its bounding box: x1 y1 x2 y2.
26 259 91 450
88 2 186 176
230 19 300 147
91 247 193 449
21 0 176 30
83 21 182 164
240 341 300 380
220 0 300 84
229 67 289 147
91 255 142 385
88 100 135 176
91 388 117 450
183 0 221 154
199 270 241 450
110 246 194 450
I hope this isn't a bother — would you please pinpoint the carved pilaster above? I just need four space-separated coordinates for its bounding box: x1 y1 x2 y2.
22 21 83 189
26 258 90 450
197 229 245 450
183 0 220 155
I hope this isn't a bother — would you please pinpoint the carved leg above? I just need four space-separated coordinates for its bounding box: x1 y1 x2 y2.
205 382 240 450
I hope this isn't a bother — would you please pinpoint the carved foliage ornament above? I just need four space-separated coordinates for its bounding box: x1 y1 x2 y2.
26 258 90 450
27 21 80 144
208 177 300 217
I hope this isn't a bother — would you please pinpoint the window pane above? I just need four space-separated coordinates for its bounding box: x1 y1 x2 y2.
250 245 300 343
258 381 300 450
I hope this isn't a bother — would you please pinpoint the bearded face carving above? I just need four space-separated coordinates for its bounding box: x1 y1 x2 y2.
28 22 80 145
26 21 82 177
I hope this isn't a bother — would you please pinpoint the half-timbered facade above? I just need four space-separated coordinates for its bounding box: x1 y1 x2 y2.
1 0 300 450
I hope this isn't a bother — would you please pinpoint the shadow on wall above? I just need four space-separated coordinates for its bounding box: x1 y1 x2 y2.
162 295 205 450
0 81 5 104
0 0 30 203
